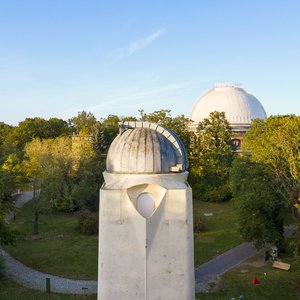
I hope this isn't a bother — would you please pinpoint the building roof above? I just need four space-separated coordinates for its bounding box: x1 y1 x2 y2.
106 122 188 174
190 84 267 129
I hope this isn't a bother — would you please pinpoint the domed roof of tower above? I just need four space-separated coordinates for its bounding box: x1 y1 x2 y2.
190 83 267 128
106 122 188 174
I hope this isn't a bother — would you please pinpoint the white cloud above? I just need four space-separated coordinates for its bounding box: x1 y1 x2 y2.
113 27 166 61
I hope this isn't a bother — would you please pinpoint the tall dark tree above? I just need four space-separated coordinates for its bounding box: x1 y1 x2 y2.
0 169 15 245
43 118 71 138
97 115 120 154
190 111 235 202
0 122 13 164
230 156 284 249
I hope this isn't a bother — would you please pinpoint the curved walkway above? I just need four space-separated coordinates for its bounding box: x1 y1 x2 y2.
1 239 255 294
1 247 97 294
1 191 98 294
1 191 294 294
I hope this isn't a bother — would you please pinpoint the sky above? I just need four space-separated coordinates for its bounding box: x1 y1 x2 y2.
1 0 300 125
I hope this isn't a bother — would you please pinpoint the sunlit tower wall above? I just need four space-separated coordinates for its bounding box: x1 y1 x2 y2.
98 122 195 300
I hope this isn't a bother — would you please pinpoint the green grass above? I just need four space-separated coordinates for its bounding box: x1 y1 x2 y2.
193 200 242 266
6 198 241 280
0 275 96 300
5 197 299 298
5 199 98 279
196 251 300 299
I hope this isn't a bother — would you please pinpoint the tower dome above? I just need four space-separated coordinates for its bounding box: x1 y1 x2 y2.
190 83 267 130
106 122 188 174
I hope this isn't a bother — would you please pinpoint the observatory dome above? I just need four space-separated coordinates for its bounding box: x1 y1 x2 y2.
190 84 267 129
106 122 188 174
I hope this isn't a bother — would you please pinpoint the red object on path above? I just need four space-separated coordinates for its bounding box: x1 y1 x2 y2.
251 276 260 285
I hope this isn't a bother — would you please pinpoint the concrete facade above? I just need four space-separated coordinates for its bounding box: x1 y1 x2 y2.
98 122 195 300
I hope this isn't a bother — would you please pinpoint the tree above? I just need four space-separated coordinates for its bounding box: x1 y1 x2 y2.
69 111 97 135
189 111 235 201
139 109 193 152
94 115 120 155
24 134 102 214
2 153 23 183
43 118 71 138
23 138 51 234
230 156 284 249
243 115 300 252
23 137 74 234
0 122 13 162
1 117 70 163
93 114 137 155
0 169 15 245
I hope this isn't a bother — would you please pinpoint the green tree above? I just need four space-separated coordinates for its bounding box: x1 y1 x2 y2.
0 122 13 162
139 109 193 152
24 137 74 216
1 117 70 162
98 115 121 154
43 118 71 138
2 153 23 184
69 111 97 135
0 169 15 245
243 115 300 252
230 156 284 249
23 138 51 234
190 111 235 202
24 135 101 213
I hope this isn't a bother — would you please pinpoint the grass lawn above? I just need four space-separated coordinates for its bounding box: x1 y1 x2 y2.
4 196 299 298
5 199 98 280
196 249 300 299
5 198 241 281
0 275 96 300
193 200 242 266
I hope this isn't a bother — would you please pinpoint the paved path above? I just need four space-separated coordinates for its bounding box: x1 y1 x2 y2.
194 242 257 292
1 191 295 294
1 191 98 294
194 225 295 292
5 191 34 223
1 247 98 294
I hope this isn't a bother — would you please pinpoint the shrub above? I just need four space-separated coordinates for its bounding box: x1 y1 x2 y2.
77 211 98 235
194 218 206 233
191 182 231 202
72 183 99 212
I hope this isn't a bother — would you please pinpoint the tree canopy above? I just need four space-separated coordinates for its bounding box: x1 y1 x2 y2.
189 111 235 202
0 169 15 245
243 115 300 251
68 111 97 135
139 109 193 152
230 156 284 248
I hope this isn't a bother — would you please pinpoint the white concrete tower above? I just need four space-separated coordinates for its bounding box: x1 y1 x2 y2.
98 122 195 300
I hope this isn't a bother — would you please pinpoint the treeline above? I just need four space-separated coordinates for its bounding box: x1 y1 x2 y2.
0 110 299 254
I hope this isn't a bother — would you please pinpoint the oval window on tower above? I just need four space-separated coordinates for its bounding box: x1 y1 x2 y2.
137 193 155 218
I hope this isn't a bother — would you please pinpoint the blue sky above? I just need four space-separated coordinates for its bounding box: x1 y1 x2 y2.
1 0 300 125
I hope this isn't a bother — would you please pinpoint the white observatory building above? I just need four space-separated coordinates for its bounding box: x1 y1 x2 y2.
98 122 195 300
190 83 267 149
